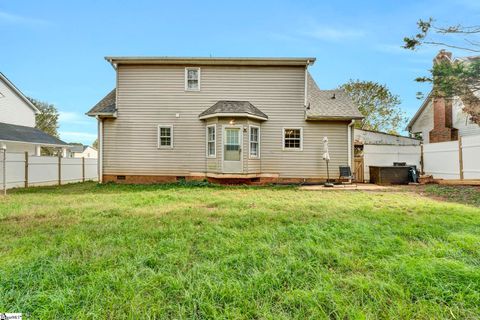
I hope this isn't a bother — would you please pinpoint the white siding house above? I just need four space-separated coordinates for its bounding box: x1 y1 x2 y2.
70 145 98 158
0 72 68 154
0 73 38 127
407 52 480 143
408 94 480 143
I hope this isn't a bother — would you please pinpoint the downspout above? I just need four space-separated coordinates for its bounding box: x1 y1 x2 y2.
97 116 103 183
348 120 354 168
304 62 308 106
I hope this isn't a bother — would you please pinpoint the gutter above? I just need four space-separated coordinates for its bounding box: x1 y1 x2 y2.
0 139 68 148
348 120 354 168
306 115 364 121
105 56 316 68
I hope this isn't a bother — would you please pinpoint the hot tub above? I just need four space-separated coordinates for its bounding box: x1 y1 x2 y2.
369 166 412 185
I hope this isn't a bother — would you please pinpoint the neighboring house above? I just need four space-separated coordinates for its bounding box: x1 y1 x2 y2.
69 145 98 158
354 129 420 147
0 72 68 154
87 57 362 184
407 51 480 143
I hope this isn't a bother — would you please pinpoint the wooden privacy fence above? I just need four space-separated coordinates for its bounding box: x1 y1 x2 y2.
1 152 97 191
354 157 364 182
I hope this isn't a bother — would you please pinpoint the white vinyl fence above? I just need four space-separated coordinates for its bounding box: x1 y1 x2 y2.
462 135 480 179
363 145 421 181
423 134 480 180
423 141 460 179
0 152 97 190
361 134 480 182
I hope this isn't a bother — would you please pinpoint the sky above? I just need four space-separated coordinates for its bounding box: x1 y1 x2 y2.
1 0 479 144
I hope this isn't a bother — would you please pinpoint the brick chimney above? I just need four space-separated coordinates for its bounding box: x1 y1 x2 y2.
429 50 459 143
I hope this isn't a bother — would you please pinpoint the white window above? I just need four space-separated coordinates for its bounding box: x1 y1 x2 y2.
185 67 200 91
158 125 173 148
283 127 303 150
249 125 260 158
206 124 216 157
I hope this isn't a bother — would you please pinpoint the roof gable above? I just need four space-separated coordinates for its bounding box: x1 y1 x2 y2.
0 72 40 114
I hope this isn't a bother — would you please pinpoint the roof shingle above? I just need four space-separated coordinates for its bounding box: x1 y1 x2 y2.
306 73 363 120
86 89 116 116
0 122 67 146
199 101 268 120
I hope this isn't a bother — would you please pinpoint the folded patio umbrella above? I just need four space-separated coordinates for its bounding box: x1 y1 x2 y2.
323 137 333 187
323 136 330 161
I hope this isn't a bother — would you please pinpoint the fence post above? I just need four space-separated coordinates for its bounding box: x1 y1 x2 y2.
420 144 424 175
58 152 62 186
82 157 85 182
24 152 29 188
2 149 6 195
459 136 464 180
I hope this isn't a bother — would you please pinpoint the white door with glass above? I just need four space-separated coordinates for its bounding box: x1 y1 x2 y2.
223 127 242 173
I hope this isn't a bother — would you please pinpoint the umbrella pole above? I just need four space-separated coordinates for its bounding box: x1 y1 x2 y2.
327 160 329 182
324 159 334 187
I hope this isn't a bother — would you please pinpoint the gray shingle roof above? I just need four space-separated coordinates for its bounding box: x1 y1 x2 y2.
69 144 90 153
0 122 67 146
86 89 116 116
199 101 268 120
306 73 363 120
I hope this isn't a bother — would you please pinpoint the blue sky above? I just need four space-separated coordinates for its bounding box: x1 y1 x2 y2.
1 0 479 144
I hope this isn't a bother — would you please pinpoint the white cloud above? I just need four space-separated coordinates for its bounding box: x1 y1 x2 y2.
305 27 365 41
0 10 50 25
374 44 407 54
59 111 91 126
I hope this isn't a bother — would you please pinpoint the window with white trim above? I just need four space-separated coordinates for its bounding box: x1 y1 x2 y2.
185 67 200 91
206 125 216 157
158 125 173 148
249 126 260 158
283 128 302 150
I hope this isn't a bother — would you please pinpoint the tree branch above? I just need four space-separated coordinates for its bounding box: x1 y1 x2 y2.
433 25 480 34
423 41 480 52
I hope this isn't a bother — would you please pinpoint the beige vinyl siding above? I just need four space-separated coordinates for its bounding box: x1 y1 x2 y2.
103 64 349 178
205 118 219 173
247 119 262 174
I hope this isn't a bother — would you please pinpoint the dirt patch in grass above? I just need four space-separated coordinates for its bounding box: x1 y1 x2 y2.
408 185 480 207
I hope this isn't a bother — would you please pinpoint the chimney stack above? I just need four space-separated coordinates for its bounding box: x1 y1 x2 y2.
429 50 458 143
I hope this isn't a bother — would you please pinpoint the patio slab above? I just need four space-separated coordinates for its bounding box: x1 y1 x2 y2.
300 184 393 191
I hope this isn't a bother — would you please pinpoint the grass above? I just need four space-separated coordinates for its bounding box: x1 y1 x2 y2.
423 185 480 207
0 182 479 319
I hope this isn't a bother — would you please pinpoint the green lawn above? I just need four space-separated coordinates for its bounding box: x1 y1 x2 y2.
1 182 479 319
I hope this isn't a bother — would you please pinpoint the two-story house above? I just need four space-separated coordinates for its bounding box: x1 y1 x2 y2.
87 57 362 184
407 51 480 143
0 72 68 154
